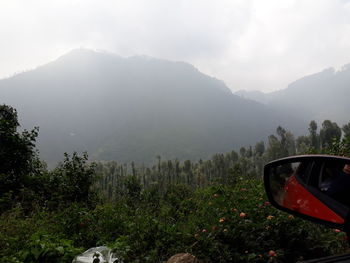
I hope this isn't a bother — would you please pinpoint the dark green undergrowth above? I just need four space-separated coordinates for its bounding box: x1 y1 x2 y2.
1 179 348 263
1 105 350 262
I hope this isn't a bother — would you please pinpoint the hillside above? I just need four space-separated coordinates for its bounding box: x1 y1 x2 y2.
235 65 350 124
0 49 305 165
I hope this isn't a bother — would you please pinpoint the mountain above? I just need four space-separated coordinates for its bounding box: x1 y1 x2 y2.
0 49 305 165
235 66 350 125
235 90 269 104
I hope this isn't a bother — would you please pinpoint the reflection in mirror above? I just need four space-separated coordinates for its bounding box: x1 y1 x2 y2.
319 162 350 207
269 161 309 207
267 160 345 224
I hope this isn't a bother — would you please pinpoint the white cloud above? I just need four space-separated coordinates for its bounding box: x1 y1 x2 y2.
1 0 350 91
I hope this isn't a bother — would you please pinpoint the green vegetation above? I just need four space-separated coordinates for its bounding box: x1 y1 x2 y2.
1 104 350 262
95 121 350 202
2 180 348 263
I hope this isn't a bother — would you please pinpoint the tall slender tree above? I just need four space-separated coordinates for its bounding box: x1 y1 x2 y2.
320 120 342 148
309 120 319 150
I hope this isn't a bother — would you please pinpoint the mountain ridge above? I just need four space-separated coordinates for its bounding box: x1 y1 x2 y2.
234 65 350 124
0 49 306 165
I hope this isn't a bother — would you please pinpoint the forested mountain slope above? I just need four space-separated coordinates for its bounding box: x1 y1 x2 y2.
0 49 305 165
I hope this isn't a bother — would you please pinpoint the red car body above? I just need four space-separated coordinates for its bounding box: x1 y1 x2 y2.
283 175 344 224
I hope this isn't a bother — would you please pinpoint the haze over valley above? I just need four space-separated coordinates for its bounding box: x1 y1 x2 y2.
3 2 350 262
1 1 350 166
235 65 350 124
1 49 349 165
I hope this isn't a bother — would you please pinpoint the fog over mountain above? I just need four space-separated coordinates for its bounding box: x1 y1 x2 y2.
236 65 350 125
0 49 305 165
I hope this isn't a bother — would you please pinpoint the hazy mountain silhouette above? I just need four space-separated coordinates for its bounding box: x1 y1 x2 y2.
235 65 350 124
235 90 269 104
0 49 305 165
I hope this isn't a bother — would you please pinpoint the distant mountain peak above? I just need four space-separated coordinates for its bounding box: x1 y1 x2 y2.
234 90 268 104
0 48 303 165
53 48 121 64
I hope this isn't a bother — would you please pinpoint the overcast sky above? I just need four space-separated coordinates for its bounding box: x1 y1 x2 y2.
1 0 350 92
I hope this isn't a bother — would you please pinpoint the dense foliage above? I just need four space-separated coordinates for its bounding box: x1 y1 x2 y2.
95 120 350 202
2 180 348 263
1 104 350 262
0 106 98 212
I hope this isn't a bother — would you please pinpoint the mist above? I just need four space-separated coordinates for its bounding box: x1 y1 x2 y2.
1 0 350 92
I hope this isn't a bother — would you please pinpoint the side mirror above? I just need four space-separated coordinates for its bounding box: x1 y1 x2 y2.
264 155 350 230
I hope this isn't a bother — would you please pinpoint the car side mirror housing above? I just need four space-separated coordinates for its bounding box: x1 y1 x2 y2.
264 155 350 230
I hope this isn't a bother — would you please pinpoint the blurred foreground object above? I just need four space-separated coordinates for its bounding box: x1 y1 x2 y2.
72 246 122 263
166 253 201 263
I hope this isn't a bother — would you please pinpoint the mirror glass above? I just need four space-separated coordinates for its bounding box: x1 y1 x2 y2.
318 161 350 206
266 158 350 225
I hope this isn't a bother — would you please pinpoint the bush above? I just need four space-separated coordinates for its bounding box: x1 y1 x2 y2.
0 179 347 263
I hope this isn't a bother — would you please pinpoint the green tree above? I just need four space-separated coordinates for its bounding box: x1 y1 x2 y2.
239 147 246 158
0 105 40 178
122 174 142 204
50 152 98 207
308 120 319 150
285 131 296 156
228 150 239 163
0 105 41 211
320 120 342 148
266 135 283 161
246 146 253 158
254 141 265 157
342 122 350 142
276 126 291 156
296 135 311 154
